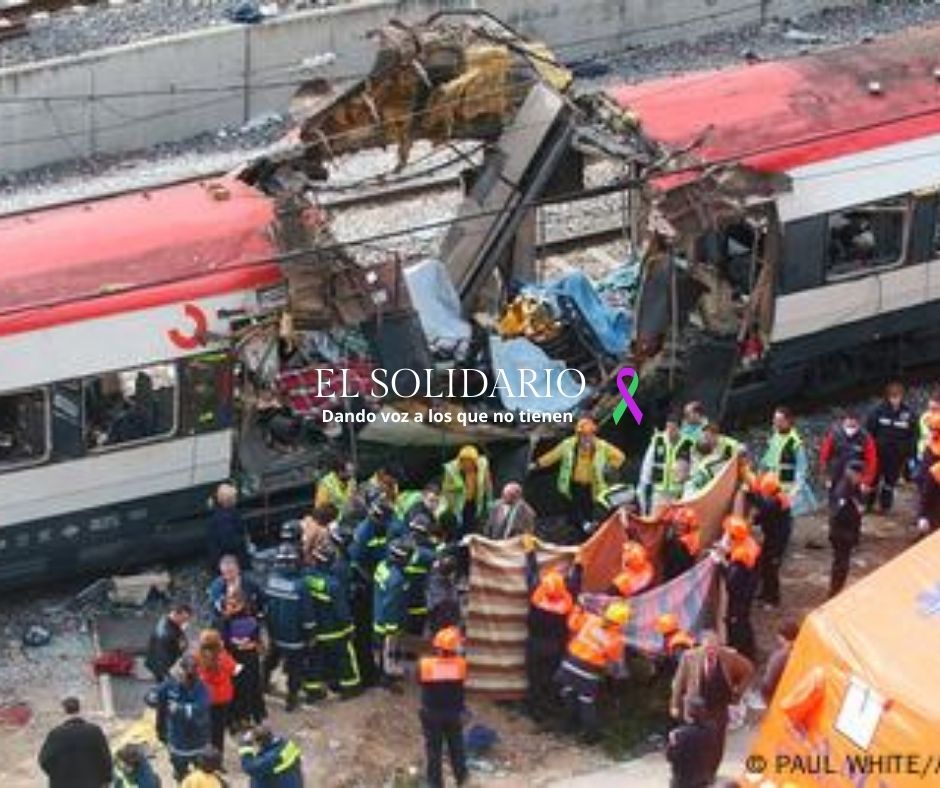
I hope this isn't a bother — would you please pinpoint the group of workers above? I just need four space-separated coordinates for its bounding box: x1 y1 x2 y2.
117 376 940 787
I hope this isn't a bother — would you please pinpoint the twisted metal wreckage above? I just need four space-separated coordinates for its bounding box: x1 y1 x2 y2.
231 11 785 446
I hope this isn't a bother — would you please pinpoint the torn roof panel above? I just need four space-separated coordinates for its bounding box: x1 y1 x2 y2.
608 24 940 177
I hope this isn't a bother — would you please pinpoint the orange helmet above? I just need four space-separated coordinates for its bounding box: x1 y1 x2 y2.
539 568 567 600
758 472 781 497
432 626 463 653
723 514 750 542
622 541 648 569
927 412 940 433
930 462 940 485
731 540 760 569
672 506 700 531
576 417 597 436
655 613 679 636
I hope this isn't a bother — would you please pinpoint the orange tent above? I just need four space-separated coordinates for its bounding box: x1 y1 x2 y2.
747 531 940 787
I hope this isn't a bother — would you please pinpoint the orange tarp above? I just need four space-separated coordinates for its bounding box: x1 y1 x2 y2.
747 530 940 787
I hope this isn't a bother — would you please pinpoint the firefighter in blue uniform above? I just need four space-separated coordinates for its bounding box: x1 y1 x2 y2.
262 543 315 712
373 537 413 687
404 513 438 637
239 725 304 788
302 540 361 700
350 487 403 580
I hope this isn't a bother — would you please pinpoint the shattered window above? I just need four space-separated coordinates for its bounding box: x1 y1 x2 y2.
826 197 908 278
84 363 178 450
0 388 49 470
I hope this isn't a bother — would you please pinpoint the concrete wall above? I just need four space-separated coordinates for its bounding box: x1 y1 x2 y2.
0 0 854 173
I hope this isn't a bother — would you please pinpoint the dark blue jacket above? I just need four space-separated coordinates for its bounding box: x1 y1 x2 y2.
240 737 304 788
373 560 409 636
206 506 250 571
155 679 210 760
264 568 316 650
303 564 352 639
349 516 389 578
404 543 435 617
112 756 161 788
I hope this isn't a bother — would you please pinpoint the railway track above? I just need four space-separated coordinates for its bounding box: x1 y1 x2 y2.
0 0 101 40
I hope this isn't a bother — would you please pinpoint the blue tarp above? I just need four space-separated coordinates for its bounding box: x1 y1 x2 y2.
488 335 592 415
524 270 631 356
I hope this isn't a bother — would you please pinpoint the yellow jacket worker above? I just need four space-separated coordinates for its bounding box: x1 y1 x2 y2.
533 418 625 532
442 445 493 535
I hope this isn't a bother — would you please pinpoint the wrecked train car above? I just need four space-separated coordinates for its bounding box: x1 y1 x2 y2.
611 25 940 418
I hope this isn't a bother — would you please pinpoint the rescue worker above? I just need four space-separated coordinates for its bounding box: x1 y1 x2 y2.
350 487 402 581
608 541 654 597
555 600 630 741
680 401 708 443
314 458 356 515
865 381 915 512
368 466 400 503
654 613 695 678
746 472 792 608
638 413 693 514
685 424 741 495
522 533 581 721
760 406 813 513
404 513 437 636
334 518 378 688
418 626 469 788
303 541 361 701
373 537 413 688
427 553 461 634
112 743 160 788
239 726 303 788
442 445 493 536
916 389 940 460
717 516 760 660
917 412 940 536
828 460 865 597
662 506 701 581
155 655 211 781
396 481 442 524
262 543 315 712
532 417 626 535
819 411 877 506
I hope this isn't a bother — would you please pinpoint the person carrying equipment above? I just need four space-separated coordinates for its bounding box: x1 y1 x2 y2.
523 533 582 721
555 601 629 741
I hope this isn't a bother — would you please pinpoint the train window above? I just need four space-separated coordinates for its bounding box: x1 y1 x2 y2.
0 388 49 470
180 352 233 435
825 197 908 279
83 363 177 451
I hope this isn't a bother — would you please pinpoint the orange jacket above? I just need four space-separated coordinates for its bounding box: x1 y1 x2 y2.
531 582 574 616
730 536 761 569
567 613 626 668
419 655 467 683
610 564 654 597
197 650 238 706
